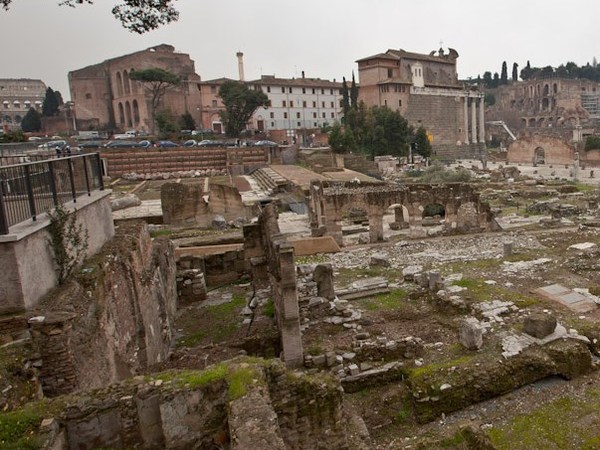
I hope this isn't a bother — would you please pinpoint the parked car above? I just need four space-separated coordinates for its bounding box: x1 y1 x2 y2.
182 139 197 147
78 140 105 149
192 129 214 136
38 140 68 150
112 133 136 140
138 140 152 148
254 140 279 147
105 140 141 148
155 140 178 148
28 136 42 141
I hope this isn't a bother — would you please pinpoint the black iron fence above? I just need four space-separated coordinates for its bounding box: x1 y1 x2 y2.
0 153 104 234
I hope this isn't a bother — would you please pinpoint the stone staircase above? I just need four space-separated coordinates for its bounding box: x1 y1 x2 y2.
250 167 290 194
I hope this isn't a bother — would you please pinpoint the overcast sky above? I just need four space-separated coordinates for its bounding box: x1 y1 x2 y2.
1 0 597 99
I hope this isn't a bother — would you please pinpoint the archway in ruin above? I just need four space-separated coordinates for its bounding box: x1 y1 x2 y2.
534 147 546 165
386 204 409 233
341 205 370 246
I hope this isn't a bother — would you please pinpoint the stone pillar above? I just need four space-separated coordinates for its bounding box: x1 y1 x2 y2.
394 206 407 229
368 213 384 243
471 98 478 144
463 96 470 144
478 97 486 143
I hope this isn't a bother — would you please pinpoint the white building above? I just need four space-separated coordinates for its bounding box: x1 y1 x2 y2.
249 74 343 136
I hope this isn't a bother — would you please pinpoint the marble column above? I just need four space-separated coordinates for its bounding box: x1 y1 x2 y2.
463 97 470 144
471 98 478 143
478 97 486 143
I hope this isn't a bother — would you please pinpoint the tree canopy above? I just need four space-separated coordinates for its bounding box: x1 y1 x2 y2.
129 68 179 133
0 0 179 33
218 81 269 137
21 107 42 132
42 87 60 117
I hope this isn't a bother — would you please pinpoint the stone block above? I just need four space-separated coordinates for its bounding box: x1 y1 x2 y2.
370 253 390 267
459 317 483 350
524 313 557 338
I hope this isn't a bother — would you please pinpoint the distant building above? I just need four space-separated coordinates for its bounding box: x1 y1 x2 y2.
249 74 343 141
485 77 600 143
0 78 46 131
199 73 343 142
68 44 202 133
357 48 485 158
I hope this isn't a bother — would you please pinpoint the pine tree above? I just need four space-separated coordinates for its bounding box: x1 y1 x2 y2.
42 87 59 117
350 72 358 108
21 107 42 132
341 77 350 117
512 63 519 81
500 61 508 84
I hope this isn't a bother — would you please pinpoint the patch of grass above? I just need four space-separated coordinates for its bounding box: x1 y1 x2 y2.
177 294 246 348
394 403 412 424
152 365 228 388
149 229 172 238
295 254 329 265
228 366 258 400
360 289 408 311
0 405 44 449
488 390 600 449
263 298 275 318
409 355 474 380
335 266 400 286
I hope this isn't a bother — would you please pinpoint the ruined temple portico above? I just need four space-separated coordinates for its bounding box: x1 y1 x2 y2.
308 181 497 245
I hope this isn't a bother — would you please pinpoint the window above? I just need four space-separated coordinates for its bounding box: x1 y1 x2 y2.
270 112 274 119
211 86 217 93
339 100 343 107
302 101 307 107
282 100 286 107
271 122 275 127
321 88 325 94
85 93 92 99
212 100 218 107
267 86 271 93
281 87 285 93
289 87 293 93
388 68 393 78
321 101 325 108
302 88 306 94
313 112 317 118
399 100 402 107
290 101 294 107
384 100 387 106
330 89 333 95
296 112 301 118
312 88 315 94
312 101 316 108
331 112 335 118
297 121 301 126
284 112 288 118
314 122 318 127
330 101 334 108
322 112 326 118
339 89 342 95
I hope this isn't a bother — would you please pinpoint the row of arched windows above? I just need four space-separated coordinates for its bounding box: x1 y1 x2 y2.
117 100 140 128
115 69 138 97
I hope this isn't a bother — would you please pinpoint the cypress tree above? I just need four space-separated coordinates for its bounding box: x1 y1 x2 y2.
500 61 508 84
341 77 350 117
42 87 59 117
512 62 519 81
350 72 358 108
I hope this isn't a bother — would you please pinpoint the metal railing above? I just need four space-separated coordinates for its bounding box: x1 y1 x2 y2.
0 153 104 234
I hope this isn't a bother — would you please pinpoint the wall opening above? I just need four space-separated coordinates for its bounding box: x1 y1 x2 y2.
534 147 546 165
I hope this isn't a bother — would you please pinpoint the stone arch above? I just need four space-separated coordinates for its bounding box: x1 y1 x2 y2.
543 84 549 96
132 100 140 125
118 102 125 125
521 118 528 128
422 203 445 219
537 118 546 128
123 70 131 95
130 68 137 92
116 72 123 96
386 203 410 231
125 101 132 127
553 83 558 94
14 115 22 124
528 118 536 127
534 147 545 165
536 84 541 96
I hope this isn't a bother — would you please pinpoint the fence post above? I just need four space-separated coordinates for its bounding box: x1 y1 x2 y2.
47 160 59 207
67 158 77 203
23 164 37 221
0 181 9 234
82 156 91 196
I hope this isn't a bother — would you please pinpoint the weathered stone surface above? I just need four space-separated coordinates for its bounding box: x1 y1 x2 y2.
313 264 335 300
212 215 228 230
111 193 141 211
370 253 390 267
459 317 483 350
524 313 557 338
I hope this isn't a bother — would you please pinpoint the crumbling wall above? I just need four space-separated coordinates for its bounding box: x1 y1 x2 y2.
161 182 208 226
208 181 258 221
25 359 353 450
507 135 575 165
243 204 303 368
34 221 177 395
